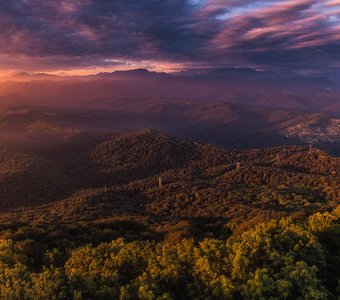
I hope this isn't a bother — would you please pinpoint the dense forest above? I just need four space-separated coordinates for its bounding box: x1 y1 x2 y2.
0 208 338 299
0 128 339 299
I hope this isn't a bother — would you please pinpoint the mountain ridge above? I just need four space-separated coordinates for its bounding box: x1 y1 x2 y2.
0 128 338 217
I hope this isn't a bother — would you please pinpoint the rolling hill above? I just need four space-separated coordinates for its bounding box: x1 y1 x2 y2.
0 128 337 232
1 103 339 155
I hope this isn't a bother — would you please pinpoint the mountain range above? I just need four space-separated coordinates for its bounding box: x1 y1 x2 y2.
1 102 339 155
0 68 339 113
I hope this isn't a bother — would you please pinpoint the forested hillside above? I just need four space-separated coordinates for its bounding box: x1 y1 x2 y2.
0 128 338 299
0 128 338 215
0 208 338 299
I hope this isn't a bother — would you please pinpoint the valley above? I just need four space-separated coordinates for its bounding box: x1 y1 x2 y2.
1 0 339 297
0 71 339 299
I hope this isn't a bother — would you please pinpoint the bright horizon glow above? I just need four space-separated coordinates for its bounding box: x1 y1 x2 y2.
0 61 188 78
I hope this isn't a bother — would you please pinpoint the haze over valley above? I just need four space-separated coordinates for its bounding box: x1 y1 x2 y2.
0 69 339 155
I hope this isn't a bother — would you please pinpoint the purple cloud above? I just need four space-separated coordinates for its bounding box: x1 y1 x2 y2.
0 0 338 73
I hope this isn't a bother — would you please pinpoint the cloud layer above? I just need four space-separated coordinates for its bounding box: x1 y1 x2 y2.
0 0 339 73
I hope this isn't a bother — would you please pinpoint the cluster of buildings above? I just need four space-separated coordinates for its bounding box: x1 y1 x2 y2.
282 119 340 144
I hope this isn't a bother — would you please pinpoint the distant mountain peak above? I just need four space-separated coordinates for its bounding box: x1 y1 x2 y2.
93 68 172 79
138 127 160 134
121 68 150 73
13 72 31 77
9 72 59 80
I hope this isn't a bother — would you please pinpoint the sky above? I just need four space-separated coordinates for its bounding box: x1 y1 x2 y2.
0 0 339 76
